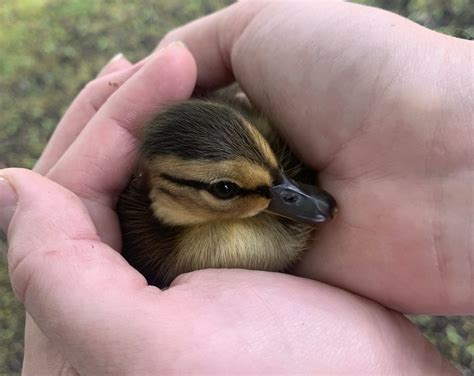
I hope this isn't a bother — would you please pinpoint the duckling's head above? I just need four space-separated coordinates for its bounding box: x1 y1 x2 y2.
140 100 336 226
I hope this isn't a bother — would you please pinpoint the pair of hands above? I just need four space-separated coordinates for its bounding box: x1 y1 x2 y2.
1 1 472 374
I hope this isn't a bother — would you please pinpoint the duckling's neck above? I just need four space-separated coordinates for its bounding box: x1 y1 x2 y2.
171 214 311 273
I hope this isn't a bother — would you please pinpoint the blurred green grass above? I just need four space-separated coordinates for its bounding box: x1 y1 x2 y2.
0 0 472 374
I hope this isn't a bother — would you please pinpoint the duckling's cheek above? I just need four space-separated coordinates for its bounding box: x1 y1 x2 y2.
238 197 271 219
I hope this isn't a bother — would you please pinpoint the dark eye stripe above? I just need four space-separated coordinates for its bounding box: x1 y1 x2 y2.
160 173 270 199
253 185 271 199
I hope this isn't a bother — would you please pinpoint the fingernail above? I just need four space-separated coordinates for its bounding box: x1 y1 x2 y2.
109 52 124 64
165 40 187 50
149 40 187 62
0 175 18 234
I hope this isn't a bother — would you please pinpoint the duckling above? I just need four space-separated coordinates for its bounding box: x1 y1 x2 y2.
117 86 337 288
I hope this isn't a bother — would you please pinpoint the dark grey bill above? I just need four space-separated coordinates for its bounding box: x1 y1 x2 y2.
266 176 337 225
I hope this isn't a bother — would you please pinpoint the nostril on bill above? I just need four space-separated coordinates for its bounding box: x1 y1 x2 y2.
282 191 299 204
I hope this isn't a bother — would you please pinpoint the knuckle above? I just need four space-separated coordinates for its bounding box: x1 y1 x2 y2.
81 79 100 97
161 27 183 45
78 78 106 112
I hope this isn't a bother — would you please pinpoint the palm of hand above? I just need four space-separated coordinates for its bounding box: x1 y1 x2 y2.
298 95 470 312
193 1 472 313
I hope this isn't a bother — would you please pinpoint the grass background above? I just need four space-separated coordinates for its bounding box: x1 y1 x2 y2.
0 0 473 374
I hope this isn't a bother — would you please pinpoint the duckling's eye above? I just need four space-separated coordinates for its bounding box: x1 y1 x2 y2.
208 181 240 200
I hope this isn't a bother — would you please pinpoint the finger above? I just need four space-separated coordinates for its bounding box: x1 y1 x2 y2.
1 168 145 298
159 1 440 167
157 2 264 88
0 168 153 373
97 53 131 78
35 60 147 175
44 44 196 247
49 43 196 204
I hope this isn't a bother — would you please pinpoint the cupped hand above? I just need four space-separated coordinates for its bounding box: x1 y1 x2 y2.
159 0 474 314
0 171 455 374
1 1 471 374
0 25 458 376
4 42 198 374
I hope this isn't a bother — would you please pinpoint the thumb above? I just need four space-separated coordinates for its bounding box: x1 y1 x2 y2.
0 166 147 303
0 168 154 373
0 168 104 300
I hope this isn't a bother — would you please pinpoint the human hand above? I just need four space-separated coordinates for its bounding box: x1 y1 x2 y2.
2 43 196 374
0 172 455 375
159 0 474 314
0 24 458 376
1 1 470 374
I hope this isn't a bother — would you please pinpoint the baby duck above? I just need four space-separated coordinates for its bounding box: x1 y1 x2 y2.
118 87 337 288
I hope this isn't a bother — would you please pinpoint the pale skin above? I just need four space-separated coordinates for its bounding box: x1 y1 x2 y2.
0 1 472 374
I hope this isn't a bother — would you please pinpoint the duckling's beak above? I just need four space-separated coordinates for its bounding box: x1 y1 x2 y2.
266 176 337 225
